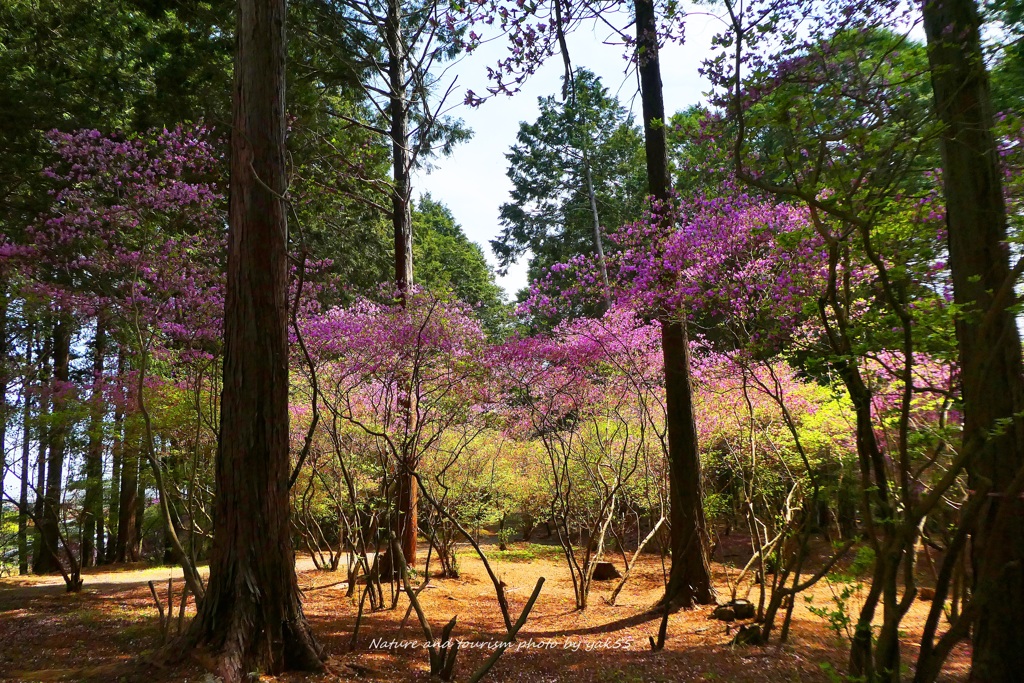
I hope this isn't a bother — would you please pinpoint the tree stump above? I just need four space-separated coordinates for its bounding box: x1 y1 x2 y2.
712 599 755 621
592 562 622 581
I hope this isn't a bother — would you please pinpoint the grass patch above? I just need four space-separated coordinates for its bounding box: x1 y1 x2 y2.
493 543 564 563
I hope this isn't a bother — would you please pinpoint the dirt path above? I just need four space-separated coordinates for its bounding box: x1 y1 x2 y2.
0 548 971 682
0 557 320 601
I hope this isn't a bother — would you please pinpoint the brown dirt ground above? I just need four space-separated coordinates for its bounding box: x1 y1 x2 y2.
0 537 971 683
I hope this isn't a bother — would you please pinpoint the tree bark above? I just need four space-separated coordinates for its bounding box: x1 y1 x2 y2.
635 0 715 608
162 486 186 566
396 465 418 566
34 317 71 575
388 0 413 297
31 331 51 572
114 428 141 563
922 0 1024 679
0 295 9 506
17 331 34 575
105 349 126 564
133 472 144 557
582 147 610 299
82 316 107 567
386 0 418 568
659 321 715 607
185 0 324 676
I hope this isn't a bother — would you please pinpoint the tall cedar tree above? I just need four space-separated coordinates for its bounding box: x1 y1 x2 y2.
389 0 419 568
184 0 324 677
635 0 715 608
922 0 1024 678
82 317 107 567
0 296 7 519
33 318 72 578
494 69 643 286
113 347 142 565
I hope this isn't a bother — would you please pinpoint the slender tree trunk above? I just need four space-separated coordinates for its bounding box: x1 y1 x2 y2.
659 320 715 607
162 481 186 566
923 1 1024 678
388 0 413 297
581 147 610 298
0 295 8 505
105 350 126 564
18 332 34 575
163 513 178 565
133 473 144 558
386 0 418 568
185 0 324 676
396 466 417 566
31 332 51 572
35 317 71 575
94 498 106 561
635 0 714 609
115 434 141 563
0 296 9 576
18 400 32 574
82 317 107 567
136 349 204 594
555 29 610 300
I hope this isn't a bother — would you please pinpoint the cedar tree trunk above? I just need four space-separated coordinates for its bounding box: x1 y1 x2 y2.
34 318 71 575
114 430 141 562
106 349 126 563
636 0 715 608
17 329 33 575
82 317 107 567
184 0 324 677
923 0 1024 678
387 0 418 567
0 296 8 510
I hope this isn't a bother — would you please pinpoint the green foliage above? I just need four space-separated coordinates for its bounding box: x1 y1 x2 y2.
702 492 732 525
0 0 231 240
0 506 20 576
806 582 860 641
818 661 867 683
988 0 1024 113
494 68 645 291
742 27 938 206
805 546 875 641
667 105 733 195
413 195 509 335
695 359 857 535
496 525 515 548
0 0 400 301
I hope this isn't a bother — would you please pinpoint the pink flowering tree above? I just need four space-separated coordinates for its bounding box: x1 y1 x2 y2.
690 348 855 627
1 124 224 595
495 306 671 609
701 2 969 672
525 184 826 352
298 288 522 627
523 127 966 666
520 186 840 616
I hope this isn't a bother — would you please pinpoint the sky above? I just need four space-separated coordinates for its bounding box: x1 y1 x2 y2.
413 6 724 299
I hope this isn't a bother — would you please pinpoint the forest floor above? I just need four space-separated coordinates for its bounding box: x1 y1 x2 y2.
0 534 970 683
